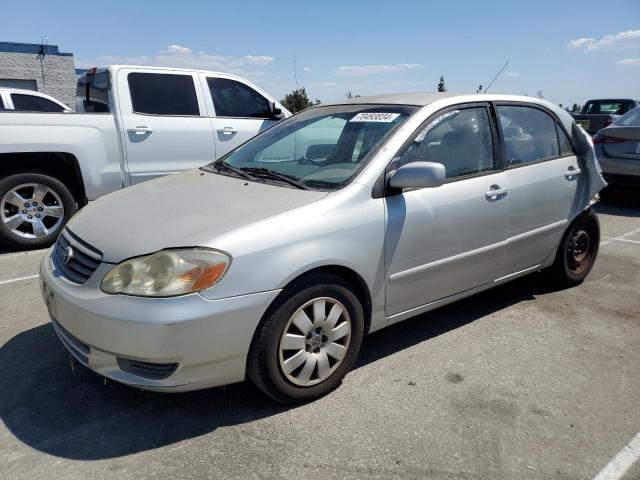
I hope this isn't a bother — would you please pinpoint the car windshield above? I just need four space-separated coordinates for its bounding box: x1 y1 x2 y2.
583 100 634 115
613 106 640 127
203 104 416 190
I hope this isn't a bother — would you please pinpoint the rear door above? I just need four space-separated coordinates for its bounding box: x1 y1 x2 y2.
202 75 278 158
497 103 579 275
116 68 216 185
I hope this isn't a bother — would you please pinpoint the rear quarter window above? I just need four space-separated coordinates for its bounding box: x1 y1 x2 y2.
128 72 199 116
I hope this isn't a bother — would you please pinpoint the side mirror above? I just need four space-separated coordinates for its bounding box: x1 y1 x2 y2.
270 102 283 120
388 161 446 190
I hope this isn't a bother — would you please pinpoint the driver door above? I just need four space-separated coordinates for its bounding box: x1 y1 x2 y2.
385 103 508 318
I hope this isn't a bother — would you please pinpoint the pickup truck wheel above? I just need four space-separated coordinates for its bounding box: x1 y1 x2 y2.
0 173 76 250
247 273 364 404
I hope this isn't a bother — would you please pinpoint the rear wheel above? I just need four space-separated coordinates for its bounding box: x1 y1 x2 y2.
0 173 76 249
547 208 600 286
247 273 364 404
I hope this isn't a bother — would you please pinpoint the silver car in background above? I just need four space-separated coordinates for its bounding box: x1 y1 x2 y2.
593 105 640 187
39 93 606 403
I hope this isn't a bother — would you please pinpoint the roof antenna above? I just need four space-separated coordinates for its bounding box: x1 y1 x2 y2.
483 61 508 93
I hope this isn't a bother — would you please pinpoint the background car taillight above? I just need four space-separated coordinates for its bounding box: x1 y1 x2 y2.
593 134 625 144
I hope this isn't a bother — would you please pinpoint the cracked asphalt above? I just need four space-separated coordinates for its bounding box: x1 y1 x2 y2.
1 189 639 479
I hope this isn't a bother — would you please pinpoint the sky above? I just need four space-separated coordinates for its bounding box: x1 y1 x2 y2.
2 0 639 106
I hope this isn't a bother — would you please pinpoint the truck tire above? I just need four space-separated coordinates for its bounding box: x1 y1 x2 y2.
0 173 77 250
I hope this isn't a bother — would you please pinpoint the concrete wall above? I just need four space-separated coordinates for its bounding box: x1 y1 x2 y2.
0 49 76 110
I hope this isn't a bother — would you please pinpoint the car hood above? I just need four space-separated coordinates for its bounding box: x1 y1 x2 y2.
66 169 328 263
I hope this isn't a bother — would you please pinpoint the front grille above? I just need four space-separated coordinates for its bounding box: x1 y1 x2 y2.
116 358 178 380
52 229 102 284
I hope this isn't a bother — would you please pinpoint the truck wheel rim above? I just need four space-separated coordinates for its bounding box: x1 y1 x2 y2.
1 183 64 239
278 297 352 387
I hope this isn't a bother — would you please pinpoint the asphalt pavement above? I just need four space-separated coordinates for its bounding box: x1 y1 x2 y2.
1 189 639 480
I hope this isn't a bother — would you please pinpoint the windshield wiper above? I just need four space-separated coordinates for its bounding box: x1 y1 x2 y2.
239 167 309 190
210 160 258 181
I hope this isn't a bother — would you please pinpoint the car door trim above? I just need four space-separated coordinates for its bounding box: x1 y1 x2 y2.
388 238 507 282
388 219 566 283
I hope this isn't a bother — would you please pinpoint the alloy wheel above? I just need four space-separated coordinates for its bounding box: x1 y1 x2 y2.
0 183 64 239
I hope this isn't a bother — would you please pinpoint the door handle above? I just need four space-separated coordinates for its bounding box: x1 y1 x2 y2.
128 126 152 135
565 167 581 179
485 185 509 200
218 127 237 135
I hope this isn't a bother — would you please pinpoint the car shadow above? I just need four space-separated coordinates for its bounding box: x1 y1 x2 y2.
595 187 640 218
0 272 560 461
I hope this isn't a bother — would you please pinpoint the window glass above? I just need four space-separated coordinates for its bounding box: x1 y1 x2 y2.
128 72 199 115
614 107 640 127
11 94 65 112
398 107 494 178
207 105 415 189
583 100 634 115
76 70 110 112
0 95 4 109
557 124 574 156
498 106 559 166
208 77 271 118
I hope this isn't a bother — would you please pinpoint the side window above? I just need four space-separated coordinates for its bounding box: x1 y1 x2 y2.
0 95 4 109
11 94 65 112
207 77 271 118
128 73 199 116
497 106 559 166
398 107 494 179
556 124 574 156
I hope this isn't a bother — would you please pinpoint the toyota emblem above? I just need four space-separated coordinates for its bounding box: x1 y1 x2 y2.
62 246 74 265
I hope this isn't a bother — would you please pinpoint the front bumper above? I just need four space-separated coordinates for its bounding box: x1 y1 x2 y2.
39 250 281 392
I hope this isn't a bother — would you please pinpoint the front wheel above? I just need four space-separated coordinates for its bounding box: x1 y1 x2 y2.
247 273 364 404
0 173 77 250
547 208 600 287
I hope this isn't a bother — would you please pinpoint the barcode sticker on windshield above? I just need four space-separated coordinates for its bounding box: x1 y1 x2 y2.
350 112 400 122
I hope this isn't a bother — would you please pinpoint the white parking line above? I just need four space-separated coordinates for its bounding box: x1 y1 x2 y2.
0 249 47 259
593 432 640 480
0 274 39 286
601 228 640 246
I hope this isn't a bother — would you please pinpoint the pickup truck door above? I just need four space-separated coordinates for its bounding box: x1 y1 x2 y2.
200 75 279 158
116 68 216 185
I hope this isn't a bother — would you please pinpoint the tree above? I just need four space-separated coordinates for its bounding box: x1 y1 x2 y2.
345 91 361 99
476 84 483 93
281 88 314 113
437 76 447 92
571 103 580 112
536 90 544 99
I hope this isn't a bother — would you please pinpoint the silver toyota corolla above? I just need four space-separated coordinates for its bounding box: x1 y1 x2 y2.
40 93 606 403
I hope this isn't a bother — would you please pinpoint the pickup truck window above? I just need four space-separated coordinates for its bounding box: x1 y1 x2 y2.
583 100 633 115
498 106 560 166
207 78 271 118
77 70 110 112
128 73 199 116
10 94 65 112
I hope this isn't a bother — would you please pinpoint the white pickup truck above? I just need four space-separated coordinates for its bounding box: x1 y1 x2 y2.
0 65 289 249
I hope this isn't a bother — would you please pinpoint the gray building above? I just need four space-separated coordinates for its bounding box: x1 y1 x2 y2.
0 41 76 109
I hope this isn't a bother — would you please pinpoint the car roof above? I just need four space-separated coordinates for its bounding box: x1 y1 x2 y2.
340 91 465 106
0 87 49 95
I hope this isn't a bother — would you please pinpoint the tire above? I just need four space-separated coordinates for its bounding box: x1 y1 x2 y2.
247 272 364 404
0 173 77 250
546 208 600 287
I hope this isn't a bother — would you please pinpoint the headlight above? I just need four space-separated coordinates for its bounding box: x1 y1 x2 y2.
101 248 230 297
